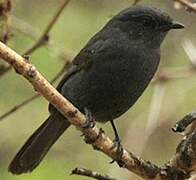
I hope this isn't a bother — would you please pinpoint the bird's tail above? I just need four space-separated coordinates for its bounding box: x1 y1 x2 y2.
8 111 70 174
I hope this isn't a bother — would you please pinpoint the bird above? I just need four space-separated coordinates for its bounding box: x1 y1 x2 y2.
9 5 184 174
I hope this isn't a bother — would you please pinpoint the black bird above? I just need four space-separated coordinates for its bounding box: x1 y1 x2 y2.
9 5 184 174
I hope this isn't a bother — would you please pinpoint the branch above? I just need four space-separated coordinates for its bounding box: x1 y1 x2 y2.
172 111 196 133
172 0 196 12
71 168 117 180
132 0 196 12
0 41 160 179
0 42 196 179
169 112 196 176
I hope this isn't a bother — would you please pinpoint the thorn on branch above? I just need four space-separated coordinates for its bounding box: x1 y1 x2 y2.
22 54 30 63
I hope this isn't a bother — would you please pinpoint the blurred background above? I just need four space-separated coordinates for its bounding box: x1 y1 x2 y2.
0 0 195 179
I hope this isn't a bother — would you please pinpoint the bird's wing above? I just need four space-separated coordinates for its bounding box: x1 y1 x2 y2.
49 34 108 113
56 32 108 92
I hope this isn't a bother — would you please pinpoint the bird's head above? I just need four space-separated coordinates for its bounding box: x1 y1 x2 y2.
111 6 184 47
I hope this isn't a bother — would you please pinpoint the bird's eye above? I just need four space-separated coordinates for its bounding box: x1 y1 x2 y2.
139 15 156 28
142 19 150 25
141 17 154 27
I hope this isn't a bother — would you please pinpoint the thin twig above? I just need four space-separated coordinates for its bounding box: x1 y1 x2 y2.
71 168 117 180
0 94 39 121
0 0 70 78
0 0 12 77
0 60 71 121
11 16 69 57
0 0 12 43
24 0 71 55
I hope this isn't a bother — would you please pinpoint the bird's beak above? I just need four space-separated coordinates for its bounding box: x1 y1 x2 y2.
170 21 184 29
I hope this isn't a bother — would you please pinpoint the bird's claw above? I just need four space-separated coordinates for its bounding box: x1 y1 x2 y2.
110 138 124 167
82 108 96 129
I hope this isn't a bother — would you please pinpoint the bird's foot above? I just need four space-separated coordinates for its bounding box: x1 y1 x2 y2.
82 108 96 129
82 108 99 144
110 138 124 167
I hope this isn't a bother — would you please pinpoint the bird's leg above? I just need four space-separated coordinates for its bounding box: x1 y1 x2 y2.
82 108 99 144
110 120 124 166
82 107 96 129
